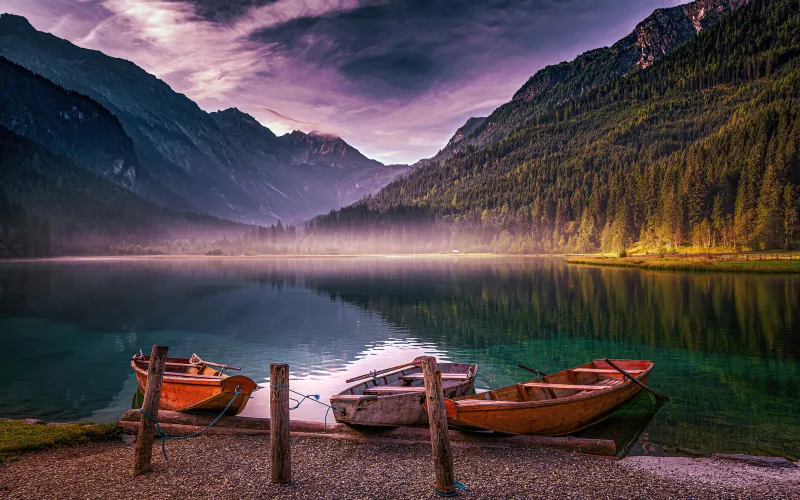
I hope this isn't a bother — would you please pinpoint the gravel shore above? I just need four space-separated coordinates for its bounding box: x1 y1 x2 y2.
0 435 798 499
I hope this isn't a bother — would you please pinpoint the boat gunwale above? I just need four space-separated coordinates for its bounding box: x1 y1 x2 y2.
450 359 653 412
131 357 239 387
331 363 478 402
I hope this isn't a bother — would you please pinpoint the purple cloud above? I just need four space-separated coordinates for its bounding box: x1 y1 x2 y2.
2 0 683 163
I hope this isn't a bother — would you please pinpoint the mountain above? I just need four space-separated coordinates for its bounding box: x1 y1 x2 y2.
444 117 487 150
309 0 800 254
424 0 749 165
0 57 245 256
0 127 244 257
0 14 402 224
207 107 411 215
280 130 382 170
0 56 152 195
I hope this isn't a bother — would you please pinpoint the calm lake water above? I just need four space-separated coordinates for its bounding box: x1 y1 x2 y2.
0 257 797 457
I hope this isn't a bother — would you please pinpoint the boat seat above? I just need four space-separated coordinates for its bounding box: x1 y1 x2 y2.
363 386 426 394
572 368 644 374
522 382 614 391
402 373 470 380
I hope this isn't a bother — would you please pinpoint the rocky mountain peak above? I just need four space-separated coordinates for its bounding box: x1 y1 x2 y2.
0 13 34 32
281 130 380 170
210 107 278 144
512 0 748 102
631 0 749 70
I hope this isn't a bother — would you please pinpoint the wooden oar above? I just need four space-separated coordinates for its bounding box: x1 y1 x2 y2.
190 353 241 371
603 358 669 401
346 359 422 384
200 360 242 371
517 365 549 377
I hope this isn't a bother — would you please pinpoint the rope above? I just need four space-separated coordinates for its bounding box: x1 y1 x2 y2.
434 479 469 497
138 385 242 461
270 384 342 431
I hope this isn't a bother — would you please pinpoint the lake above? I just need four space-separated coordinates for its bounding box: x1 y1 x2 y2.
0 257 797 457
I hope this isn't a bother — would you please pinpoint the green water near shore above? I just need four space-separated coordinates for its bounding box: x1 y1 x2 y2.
0 257 797 457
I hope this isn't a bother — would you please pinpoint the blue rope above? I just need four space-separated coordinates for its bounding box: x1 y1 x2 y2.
434 479 469 497
138 385 242 461
270 384 342 431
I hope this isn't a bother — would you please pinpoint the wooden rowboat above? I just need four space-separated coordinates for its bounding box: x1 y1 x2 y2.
331 359 478 427
444 359 654 435
131 353 258 415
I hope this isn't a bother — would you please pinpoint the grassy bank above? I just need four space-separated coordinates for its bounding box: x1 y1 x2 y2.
0 420 120 463
565 256 800 273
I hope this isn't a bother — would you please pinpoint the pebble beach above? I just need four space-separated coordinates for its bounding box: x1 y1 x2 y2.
1 435 798 499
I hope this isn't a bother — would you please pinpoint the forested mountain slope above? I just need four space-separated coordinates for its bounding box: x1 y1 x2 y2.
420 0 748 167
311 0 800 254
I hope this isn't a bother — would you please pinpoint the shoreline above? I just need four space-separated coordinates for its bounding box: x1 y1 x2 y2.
0 253 562 263
1 433 797 498
565 256 800 274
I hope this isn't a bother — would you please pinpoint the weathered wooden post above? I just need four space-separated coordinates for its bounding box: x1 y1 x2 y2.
421 356 455 496
133 344 168 476
270 363 291 484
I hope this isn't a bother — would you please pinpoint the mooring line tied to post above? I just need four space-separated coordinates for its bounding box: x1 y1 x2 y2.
269 383 343 431
434 479 470 497
138 386 243 461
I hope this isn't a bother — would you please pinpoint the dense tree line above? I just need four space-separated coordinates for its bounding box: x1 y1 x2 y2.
310 0 800 254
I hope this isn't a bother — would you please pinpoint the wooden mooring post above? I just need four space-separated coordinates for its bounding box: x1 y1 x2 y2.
421 356 456 496
270 363 291 484
133 344 168 476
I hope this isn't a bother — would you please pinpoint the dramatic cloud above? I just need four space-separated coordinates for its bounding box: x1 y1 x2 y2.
2 0 682 163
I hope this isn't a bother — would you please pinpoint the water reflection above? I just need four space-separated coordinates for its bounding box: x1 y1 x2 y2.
0 257 797 456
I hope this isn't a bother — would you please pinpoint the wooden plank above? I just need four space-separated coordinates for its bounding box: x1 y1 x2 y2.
270 363 291 484
138 361 196 368
516 384 530 402
363 386 426 394
421 356 455 496
133 344 168 476
522 383 613 391
572 368 644 374
402 373 469 380
119 414 617 456
161 372 224 379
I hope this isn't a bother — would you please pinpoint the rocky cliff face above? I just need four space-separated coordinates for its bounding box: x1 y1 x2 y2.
0 14 400 224
0 56 140 191
513 0 748 103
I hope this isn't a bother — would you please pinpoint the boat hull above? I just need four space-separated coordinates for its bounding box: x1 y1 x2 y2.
132 356 258 415
332 362 477 427
445 359 654 435
332 382 474 427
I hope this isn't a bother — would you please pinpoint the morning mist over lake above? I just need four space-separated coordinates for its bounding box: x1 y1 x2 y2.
0 0 798 497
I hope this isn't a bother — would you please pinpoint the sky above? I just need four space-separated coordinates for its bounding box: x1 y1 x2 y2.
1 0 683 164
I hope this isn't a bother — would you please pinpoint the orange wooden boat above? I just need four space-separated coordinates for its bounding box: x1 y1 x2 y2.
332 359 478 427
131 353 258 415
444 359 654 435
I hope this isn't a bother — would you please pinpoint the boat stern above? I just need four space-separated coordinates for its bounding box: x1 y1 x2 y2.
444 398 457 419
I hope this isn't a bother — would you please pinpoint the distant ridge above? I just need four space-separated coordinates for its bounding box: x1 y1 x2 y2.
0 13 405 225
